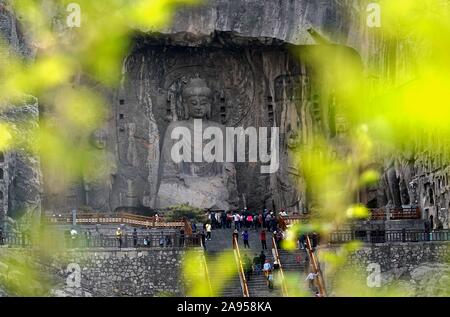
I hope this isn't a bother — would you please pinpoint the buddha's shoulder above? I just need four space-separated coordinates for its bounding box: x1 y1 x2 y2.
204 120 226 130
165 120 189 132
166 120 226 130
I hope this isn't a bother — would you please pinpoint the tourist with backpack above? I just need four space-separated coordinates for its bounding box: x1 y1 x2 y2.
260 229 267 250
246 214 253 229
242 230 250 248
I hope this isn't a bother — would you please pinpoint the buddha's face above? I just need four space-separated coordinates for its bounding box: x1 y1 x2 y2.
91 129 107 149
186 95 211 119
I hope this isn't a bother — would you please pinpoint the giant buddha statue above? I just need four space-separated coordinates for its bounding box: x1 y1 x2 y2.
156 78 239 210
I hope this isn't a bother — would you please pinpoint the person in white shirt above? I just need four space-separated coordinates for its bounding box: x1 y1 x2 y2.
306 271 318 291
263 260 272 277
205 223 212 240
234 213 241 230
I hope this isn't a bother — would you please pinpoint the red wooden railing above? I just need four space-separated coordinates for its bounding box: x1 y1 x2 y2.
370 207 421 220
44 212 185 228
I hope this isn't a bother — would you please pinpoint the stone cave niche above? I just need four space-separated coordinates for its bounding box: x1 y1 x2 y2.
43 32 362 214
111 33 309 212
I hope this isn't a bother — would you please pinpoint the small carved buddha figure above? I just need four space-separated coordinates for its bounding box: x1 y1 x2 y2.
156 78 238 210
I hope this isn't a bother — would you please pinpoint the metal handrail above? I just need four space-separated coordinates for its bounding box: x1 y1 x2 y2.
1 231 201 249
271 236 289 296
305 235 326 297
233 237 250 297
329 229 450 244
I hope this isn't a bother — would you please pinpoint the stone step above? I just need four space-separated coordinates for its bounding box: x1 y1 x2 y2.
204 227 310 297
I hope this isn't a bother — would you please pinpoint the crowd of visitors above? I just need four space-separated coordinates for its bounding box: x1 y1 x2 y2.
202 208 285 232
193 208 305 291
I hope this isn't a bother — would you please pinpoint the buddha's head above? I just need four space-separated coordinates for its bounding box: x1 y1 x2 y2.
90 128 107 149
182 78 212 119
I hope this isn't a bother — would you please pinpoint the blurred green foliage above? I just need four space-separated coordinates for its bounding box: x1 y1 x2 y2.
1 0 450 297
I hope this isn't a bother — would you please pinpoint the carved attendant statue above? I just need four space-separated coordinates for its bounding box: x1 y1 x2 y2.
156 78 238 210
83 128 117 211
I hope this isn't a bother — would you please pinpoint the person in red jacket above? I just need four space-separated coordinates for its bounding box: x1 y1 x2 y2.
260 229 267 250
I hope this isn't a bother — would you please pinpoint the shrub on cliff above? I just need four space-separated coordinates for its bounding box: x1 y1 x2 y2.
163 204 206 223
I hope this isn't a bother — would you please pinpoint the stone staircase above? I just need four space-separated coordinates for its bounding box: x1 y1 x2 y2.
202 227 309 297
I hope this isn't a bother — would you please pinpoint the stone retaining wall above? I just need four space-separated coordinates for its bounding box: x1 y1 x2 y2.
324 242 450 296
48 248 199 297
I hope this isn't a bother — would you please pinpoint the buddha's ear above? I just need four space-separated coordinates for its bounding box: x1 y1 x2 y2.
183 98 190 119
206 102 212 119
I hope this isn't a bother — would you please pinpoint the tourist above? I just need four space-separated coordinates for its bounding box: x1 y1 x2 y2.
159 231 165 247
299 234 306 250
252 253 262 275
273 260 280 271
242 230 250 248
179 228 185 247
234 213 241 230
205 222 212 240
246 214 253 229
280 209 287 217
215 212 221 229
165 234 172 247
306 271 318 291
221 211 227 229
240 213 245 229
273 231 280 249
206 211 211 224
191 222 197 233
253 213 259 230
133 228 138 247
263 259 272 279
71 227 78 248
115 227 123 248
259 250 266 266
0 228 4 245
270 216 278 233
226 212 233 229
260 229 267 250
210 210 215 228
265 213 272 230
232 229 239 248
143 236 149 247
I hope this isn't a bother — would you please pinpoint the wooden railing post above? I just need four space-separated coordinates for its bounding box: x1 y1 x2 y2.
200 252 213 296
271 236 289 296
306 235 326 297
233 237 250 297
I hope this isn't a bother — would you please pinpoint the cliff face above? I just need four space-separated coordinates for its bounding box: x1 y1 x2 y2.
0 1 448 227
0 3 41 227
0 97 42 222
0 1 33 58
